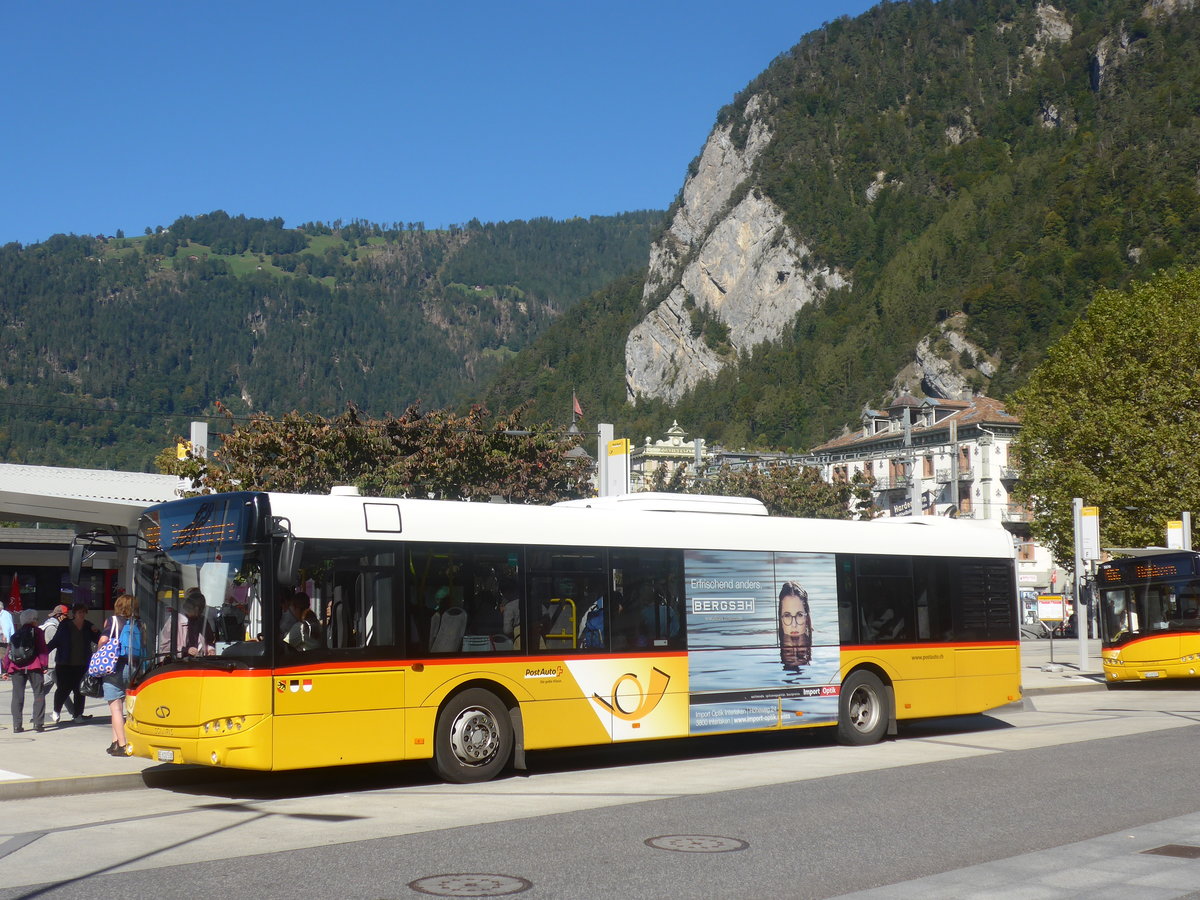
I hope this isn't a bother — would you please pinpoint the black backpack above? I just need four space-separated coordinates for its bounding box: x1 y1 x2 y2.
8 624 36 667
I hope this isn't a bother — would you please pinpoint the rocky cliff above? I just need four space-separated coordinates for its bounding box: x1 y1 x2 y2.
625 101 848 404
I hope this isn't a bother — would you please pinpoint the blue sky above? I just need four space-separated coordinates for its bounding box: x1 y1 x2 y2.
2 1 877 246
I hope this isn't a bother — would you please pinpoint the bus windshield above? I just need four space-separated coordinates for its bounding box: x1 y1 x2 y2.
1100 579 1200 645
134 493 272 671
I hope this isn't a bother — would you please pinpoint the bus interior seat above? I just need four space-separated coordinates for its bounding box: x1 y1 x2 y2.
430 606 467 652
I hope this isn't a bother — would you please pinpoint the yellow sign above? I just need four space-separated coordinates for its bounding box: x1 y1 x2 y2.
607 439 630 457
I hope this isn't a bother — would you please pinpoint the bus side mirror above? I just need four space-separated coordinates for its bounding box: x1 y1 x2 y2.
68 544 85 585
276 535 304 588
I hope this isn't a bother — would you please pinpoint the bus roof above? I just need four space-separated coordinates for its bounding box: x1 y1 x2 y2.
255 491 1015 560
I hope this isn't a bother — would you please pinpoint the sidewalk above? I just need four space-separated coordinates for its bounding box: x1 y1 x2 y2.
0 679 160 800
1018 635 1107 695
0 640 1106 802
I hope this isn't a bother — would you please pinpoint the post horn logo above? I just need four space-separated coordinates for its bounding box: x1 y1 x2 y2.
591 666 671 721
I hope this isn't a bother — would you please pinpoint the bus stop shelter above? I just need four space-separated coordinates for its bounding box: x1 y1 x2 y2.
0 463 182 602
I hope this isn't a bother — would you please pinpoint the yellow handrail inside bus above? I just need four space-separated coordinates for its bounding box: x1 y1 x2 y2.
542 597 576 649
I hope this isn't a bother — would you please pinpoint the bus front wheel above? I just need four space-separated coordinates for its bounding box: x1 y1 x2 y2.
836 670 889 746
432 688 514 783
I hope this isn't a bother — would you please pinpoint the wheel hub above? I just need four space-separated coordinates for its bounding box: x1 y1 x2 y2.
848 686 879 732
449 706 500 766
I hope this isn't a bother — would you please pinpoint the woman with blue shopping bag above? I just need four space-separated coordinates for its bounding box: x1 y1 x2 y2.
90 594 145 757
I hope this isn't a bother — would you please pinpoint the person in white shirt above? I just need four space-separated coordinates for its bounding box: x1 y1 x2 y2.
0 598 14 679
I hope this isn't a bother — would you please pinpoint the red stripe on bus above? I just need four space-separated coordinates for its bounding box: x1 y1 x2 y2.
843 641 1018 651
129 650 691 689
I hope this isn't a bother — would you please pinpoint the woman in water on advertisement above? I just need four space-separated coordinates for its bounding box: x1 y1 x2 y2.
778 581 813 670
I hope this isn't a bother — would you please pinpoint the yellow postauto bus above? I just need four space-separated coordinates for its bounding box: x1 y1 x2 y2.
1097 549 1200 688
105 490 1019 783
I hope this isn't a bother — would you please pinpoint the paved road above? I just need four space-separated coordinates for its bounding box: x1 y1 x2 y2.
3 686 1200 898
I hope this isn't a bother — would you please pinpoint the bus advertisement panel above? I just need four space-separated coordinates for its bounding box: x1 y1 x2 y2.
686 550 839 733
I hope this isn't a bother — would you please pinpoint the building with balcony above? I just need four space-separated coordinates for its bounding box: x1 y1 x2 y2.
800 396 1059 593
621 405 1061 595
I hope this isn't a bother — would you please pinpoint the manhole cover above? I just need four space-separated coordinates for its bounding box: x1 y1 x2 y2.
1142 844 1200 859
409 874 532 897
645 835 749 853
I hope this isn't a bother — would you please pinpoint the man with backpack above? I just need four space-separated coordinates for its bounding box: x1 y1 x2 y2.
4 609 49 733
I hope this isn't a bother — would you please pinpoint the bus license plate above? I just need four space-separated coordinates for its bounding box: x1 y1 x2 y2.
157 749 176 762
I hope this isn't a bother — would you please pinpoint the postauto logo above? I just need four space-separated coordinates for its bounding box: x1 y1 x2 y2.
590 667 671 721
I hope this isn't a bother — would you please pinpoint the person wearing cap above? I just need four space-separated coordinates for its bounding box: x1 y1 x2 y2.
4 609 49 732
48 603 99 723
39 604 70 712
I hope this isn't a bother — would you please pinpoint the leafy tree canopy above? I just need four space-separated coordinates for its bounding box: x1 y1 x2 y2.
1012 267 1200 563
158 403 594 504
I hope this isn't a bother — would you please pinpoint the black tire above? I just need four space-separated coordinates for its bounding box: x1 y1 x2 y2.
836 669 889 746
432 688 514 783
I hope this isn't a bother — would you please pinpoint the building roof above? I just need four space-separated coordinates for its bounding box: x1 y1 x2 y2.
0 463 181 530
809 396 1020 456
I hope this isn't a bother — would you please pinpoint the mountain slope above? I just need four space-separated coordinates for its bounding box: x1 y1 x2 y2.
485 0 1200 450
0 212 660 469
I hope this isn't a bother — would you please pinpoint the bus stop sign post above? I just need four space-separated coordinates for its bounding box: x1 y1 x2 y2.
1037 594 1066 664
1076 501 1100 672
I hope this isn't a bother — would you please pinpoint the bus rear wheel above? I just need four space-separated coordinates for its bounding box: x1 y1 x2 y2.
432 688 513 783
836 670 889 746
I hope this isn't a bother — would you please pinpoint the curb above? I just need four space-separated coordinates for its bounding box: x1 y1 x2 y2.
1022 681 1107 697
0 764 229 802
0 772 148 801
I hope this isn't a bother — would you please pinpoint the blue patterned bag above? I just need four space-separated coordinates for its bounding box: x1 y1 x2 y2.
87 619 120 677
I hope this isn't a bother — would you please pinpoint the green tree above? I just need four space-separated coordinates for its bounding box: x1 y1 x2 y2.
160 403 594 504
1012 267 1200 563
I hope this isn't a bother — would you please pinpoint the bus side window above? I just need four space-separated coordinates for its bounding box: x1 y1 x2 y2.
610 549 685 651
406 544 524 655
294 544 405 654
837 556 857 644
914 558 954 641
856 556 915 643
528 546 607 654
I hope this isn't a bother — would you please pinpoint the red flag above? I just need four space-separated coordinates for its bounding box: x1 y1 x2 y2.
8 574 22 613
572 392 583 420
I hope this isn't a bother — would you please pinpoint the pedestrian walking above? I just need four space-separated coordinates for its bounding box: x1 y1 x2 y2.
39 604 69 703
48 603 98 723
4 609 49 733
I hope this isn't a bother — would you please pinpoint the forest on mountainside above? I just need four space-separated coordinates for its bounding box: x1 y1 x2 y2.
7 0 1200 471
0 211 660 469
484 0 1200 452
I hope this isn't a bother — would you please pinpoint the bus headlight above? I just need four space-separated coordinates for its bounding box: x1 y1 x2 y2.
1181 654 1198 663
202 716 247 735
